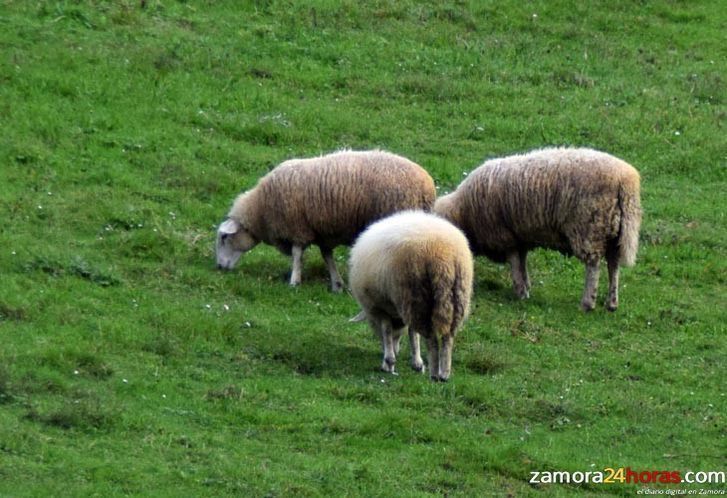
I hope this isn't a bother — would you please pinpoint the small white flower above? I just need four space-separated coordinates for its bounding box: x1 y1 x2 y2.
123 378 129 384
674 131 681 136
223 304 230 311
73 370 79 375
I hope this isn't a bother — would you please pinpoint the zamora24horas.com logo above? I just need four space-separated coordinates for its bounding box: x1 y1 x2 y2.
529 467 726 489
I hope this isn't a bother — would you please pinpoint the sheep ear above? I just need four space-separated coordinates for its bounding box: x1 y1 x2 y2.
219 219 240 235
348 310 367 323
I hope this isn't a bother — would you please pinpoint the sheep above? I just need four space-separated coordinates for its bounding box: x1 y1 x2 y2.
216 150 436 292
348 211 473 381
434 147 641 312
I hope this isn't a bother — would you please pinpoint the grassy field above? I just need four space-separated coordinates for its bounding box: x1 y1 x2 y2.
1 1 725 496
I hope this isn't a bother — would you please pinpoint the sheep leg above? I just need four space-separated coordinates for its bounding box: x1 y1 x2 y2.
408 328 425 373
606 249 620 312
289 245 304 286
508 250 529 299
581 257 600 312
392 326 405 357
320 247 343 293
379 319 397 373
426 336 440 382
438 335 454 382
519 249 531 292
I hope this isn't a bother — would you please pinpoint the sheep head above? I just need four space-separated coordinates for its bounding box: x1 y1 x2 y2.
216 218 259 270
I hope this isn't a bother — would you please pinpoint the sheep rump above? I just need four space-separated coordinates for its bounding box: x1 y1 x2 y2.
434 147 641 311
349 211 473 381
217 150 436 292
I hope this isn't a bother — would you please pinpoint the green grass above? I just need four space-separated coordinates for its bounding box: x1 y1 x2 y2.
1 1 725 496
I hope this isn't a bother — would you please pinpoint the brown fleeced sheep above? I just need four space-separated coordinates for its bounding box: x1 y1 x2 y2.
349 211 474 381
216 150 436 292
434 147 641 311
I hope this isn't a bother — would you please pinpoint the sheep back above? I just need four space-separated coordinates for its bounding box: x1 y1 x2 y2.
435 148 641 264
349 211 473 339
229 150 435 252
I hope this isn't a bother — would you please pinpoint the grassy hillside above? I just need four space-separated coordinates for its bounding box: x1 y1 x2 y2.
1 1 725 496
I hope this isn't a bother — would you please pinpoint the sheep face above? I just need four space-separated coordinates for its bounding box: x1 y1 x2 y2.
216 218 259 270
433 193 459 226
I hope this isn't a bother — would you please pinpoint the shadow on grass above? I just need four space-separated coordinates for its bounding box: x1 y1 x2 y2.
0 365 13 404
25 396 119 432
244 341 378 378
22 255 120 287
0 302 27 322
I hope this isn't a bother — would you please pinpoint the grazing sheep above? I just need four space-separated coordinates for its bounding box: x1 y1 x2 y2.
434 147 641 311
349 211 473 381
216 150 436 292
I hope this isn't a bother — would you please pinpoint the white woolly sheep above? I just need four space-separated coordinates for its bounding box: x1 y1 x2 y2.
434 147 641 312
349 211 473 381
216 150 436 292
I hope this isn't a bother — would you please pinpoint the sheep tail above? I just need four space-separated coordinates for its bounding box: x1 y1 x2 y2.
617 177 642 267
430 259 470 338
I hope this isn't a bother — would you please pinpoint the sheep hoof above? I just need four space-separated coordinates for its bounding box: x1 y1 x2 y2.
580 300 595 312
605 301 618 312
411 361 425 373
381 359 395 373
514 287 530 299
